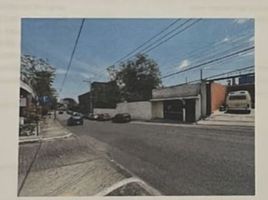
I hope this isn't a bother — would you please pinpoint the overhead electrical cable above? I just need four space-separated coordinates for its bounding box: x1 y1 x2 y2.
59 18 85 93
161 46 254 79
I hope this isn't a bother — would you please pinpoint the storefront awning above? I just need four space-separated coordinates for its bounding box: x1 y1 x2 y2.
150 95 199 102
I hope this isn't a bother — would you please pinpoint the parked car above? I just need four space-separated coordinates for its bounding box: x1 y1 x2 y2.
84 113 95 120
93 114 100 120
226 90 251 113
58 110 64 114
98 113 111 121
112 113 131 123
67 110 73 115
67 112 83 126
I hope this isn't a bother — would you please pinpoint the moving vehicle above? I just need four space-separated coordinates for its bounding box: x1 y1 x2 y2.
67 112 83 125
226 90 251 113
112 113 131 123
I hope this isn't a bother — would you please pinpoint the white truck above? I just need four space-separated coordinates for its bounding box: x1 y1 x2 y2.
226 90 251 113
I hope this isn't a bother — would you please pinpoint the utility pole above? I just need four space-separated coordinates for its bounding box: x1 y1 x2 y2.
83 79 93 113
200 69 203 81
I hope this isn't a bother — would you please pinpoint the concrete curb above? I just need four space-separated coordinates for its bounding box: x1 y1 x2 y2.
19 136 41 144
197 120 254 127
131 120 254 128
41 132 73 141
19 120 73 144
96 177 161 196
106 158 162 196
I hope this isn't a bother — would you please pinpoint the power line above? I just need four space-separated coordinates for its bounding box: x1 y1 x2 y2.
143 19 202 54
174 65 254 85
112 19 200 66
161 31 254 72
165 31 253 69
113 19 181 64
59 18 85 93
205 65 254 80
135 19 192 54
161 46 254 79
163 42 254 75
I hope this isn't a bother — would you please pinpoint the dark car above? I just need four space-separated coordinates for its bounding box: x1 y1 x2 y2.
84 113 95 120
84 113 100 120
112 113 131 123
98 113 112 121
58 110 64 114
67 112 83 126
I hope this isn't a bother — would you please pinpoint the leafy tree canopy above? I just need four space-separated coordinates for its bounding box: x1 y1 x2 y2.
107 54 162 102
21 55 56 98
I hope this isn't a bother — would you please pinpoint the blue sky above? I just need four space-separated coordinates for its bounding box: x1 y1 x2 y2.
21 18 254 101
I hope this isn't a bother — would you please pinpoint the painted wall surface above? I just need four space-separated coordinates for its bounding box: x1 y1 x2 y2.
117 101 152 120
152 83 201 99
211 82 226 112
195 96 201 121
151 101 163 119
93 108 116 117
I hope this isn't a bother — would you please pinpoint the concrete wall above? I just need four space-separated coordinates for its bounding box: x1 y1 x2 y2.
195 97 201 121
117 101 152 120
93 108 116 117
211 82 226 112
151 101 164 119
152 83 201 99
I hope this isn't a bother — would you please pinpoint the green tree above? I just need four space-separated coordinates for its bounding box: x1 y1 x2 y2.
108 54 162 102
21 55 57 104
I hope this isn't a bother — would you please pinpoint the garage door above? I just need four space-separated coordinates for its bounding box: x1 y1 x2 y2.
163 100 183 121
185 99 196 122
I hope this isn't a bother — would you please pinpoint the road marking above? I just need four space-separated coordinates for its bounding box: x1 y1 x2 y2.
95 177 161 196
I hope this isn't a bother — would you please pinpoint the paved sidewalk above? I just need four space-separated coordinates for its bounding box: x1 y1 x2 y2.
18 116 159 196
19 117 72 144
197 110 255 127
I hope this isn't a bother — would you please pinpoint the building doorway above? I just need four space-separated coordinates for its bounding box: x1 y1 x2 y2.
163 100 183 121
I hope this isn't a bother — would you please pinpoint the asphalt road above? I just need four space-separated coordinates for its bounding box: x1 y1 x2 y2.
58 115 255 195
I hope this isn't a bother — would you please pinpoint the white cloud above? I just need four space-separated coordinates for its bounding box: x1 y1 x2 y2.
249 36 254 43
56 68 67 75
240 51 254 57
178 59 190 69
56 68 94 80
78 72 94 79
222 37 229 42
233 19 250 24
